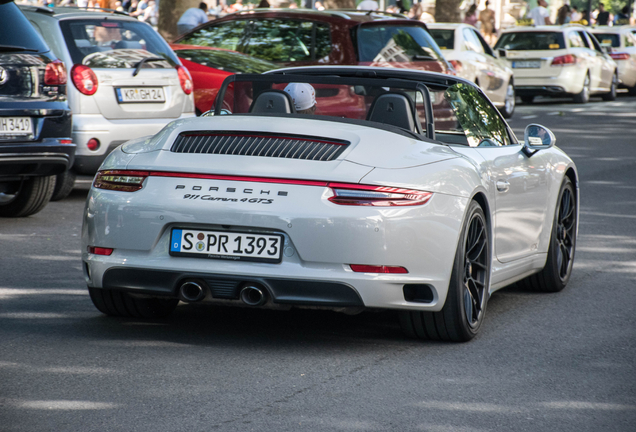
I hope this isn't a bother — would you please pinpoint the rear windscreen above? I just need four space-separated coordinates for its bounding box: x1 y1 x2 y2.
0 2 49 53
357 25 446 63
495 32 565 50
593 33 620 47
59 19 179 67
428 29 455 50
175 49 276 74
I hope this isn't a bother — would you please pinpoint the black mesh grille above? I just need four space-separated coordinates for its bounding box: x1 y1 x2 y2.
170 132 349 162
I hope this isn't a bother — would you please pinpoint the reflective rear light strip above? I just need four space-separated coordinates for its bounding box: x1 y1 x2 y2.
95 170 432 196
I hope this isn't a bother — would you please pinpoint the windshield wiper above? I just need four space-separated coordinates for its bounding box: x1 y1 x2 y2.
132 57 166 77
0 44 39 53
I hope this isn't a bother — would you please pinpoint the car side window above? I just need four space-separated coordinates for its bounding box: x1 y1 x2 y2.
462 28 484 53
626 33 635 48
568 31 584 48
178 20 249 51
576 31 590 48
243 19 331 62
586 32 604 53
473 30 495 56
442 83 511 147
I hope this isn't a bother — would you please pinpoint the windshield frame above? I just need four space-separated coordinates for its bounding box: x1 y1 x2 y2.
214 73 436 140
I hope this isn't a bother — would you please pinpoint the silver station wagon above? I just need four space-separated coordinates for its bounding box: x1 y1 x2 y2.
21 5 195 198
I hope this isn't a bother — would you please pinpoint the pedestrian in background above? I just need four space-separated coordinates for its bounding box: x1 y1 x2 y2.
596 3 610 25
177 2 209 36
556 4 570 25
257 0 269 8
527 0 551 26
463 4 478 26
479 1 496 44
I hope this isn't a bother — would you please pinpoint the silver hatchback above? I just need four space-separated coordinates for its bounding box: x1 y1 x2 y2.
21 6 194 194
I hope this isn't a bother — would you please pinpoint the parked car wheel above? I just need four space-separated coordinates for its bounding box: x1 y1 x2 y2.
500 81 515 119
0 176 56 218
601 72 618 101
518 177 577 293
573 74 591 104
51 170 76 201
399 200 490 342
88 287 179 319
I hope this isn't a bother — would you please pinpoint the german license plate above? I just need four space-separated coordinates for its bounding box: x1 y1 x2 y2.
0 117 33 136
512 60 541 69
169 228 283 263
115 87 165 103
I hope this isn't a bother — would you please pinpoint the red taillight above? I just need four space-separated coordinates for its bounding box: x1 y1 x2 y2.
610 52 630 61
59 138 73 144
328 183 433 207
87 138 100 151
88 246 114 256
44 60 67 85
93 170 149 192
449 59 462 73
71 64 98 95
551 54 577 66
350 265 408 274
177 65 193 95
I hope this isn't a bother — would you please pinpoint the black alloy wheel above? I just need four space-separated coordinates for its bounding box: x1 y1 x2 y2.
518 177 577 292
462 206 489 328
399 200 490 342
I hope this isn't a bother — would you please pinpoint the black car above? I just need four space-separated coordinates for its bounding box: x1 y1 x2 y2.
0 0 74 217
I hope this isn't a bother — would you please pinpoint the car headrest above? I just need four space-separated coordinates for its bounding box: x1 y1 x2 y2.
366 92 422 134
249 90 296 114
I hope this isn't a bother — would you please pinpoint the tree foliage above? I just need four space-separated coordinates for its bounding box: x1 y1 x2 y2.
435 0 462 23
323 0 356 9
158 0 200 42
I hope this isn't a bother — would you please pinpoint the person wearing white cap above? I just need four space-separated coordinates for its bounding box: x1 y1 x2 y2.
284 83 317 114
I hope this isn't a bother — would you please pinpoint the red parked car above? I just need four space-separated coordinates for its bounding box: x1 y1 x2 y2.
171 44 368 117
170 44 277 115
174 9 452 74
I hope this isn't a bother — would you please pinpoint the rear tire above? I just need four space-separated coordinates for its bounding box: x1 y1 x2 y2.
628 84 636 96
50 170 76 201
88 287 179 318
0 175 56 217
601 72 618 101
573 73 590 104
399 201 490 342
518 177 577 292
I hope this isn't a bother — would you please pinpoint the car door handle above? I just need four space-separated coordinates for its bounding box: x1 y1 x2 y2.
496 180 510 192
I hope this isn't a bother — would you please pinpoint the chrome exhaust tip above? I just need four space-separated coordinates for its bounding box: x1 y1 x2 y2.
240 285 267 307
179 281 206 303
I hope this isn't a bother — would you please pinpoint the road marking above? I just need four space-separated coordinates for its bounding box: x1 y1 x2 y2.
521 115 538 119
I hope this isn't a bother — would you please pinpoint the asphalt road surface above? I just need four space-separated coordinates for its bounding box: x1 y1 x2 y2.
1 95 635 432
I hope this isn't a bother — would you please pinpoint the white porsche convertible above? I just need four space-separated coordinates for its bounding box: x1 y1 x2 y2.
82 67 578 342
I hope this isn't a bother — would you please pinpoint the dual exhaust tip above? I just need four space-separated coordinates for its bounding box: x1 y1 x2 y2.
178 280 267 307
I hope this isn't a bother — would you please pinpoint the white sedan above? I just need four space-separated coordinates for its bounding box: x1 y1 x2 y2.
495 25 618 104
591 26 636 94
81 67 579 342
428 23 515 118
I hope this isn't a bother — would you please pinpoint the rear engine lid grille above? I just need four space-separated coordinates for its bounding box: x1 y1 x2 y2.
170 132 350 161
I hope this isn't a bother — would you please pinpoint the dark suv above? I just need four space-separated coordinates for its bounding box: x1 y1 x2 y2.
0 0 73 217
175 9 451 74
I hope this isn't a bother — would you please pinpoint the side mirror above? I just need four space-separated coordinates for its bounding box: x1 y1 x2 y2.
497 48 507 58
523 123 555 156
201 109 231 117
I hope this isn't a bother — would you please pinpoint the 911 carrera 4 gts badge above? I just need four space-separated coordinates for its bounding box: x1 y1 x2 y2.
176 184 287 204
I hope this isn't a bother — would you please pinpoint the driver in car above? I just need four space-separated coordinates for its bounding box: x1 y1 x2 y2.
284 83 317 114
